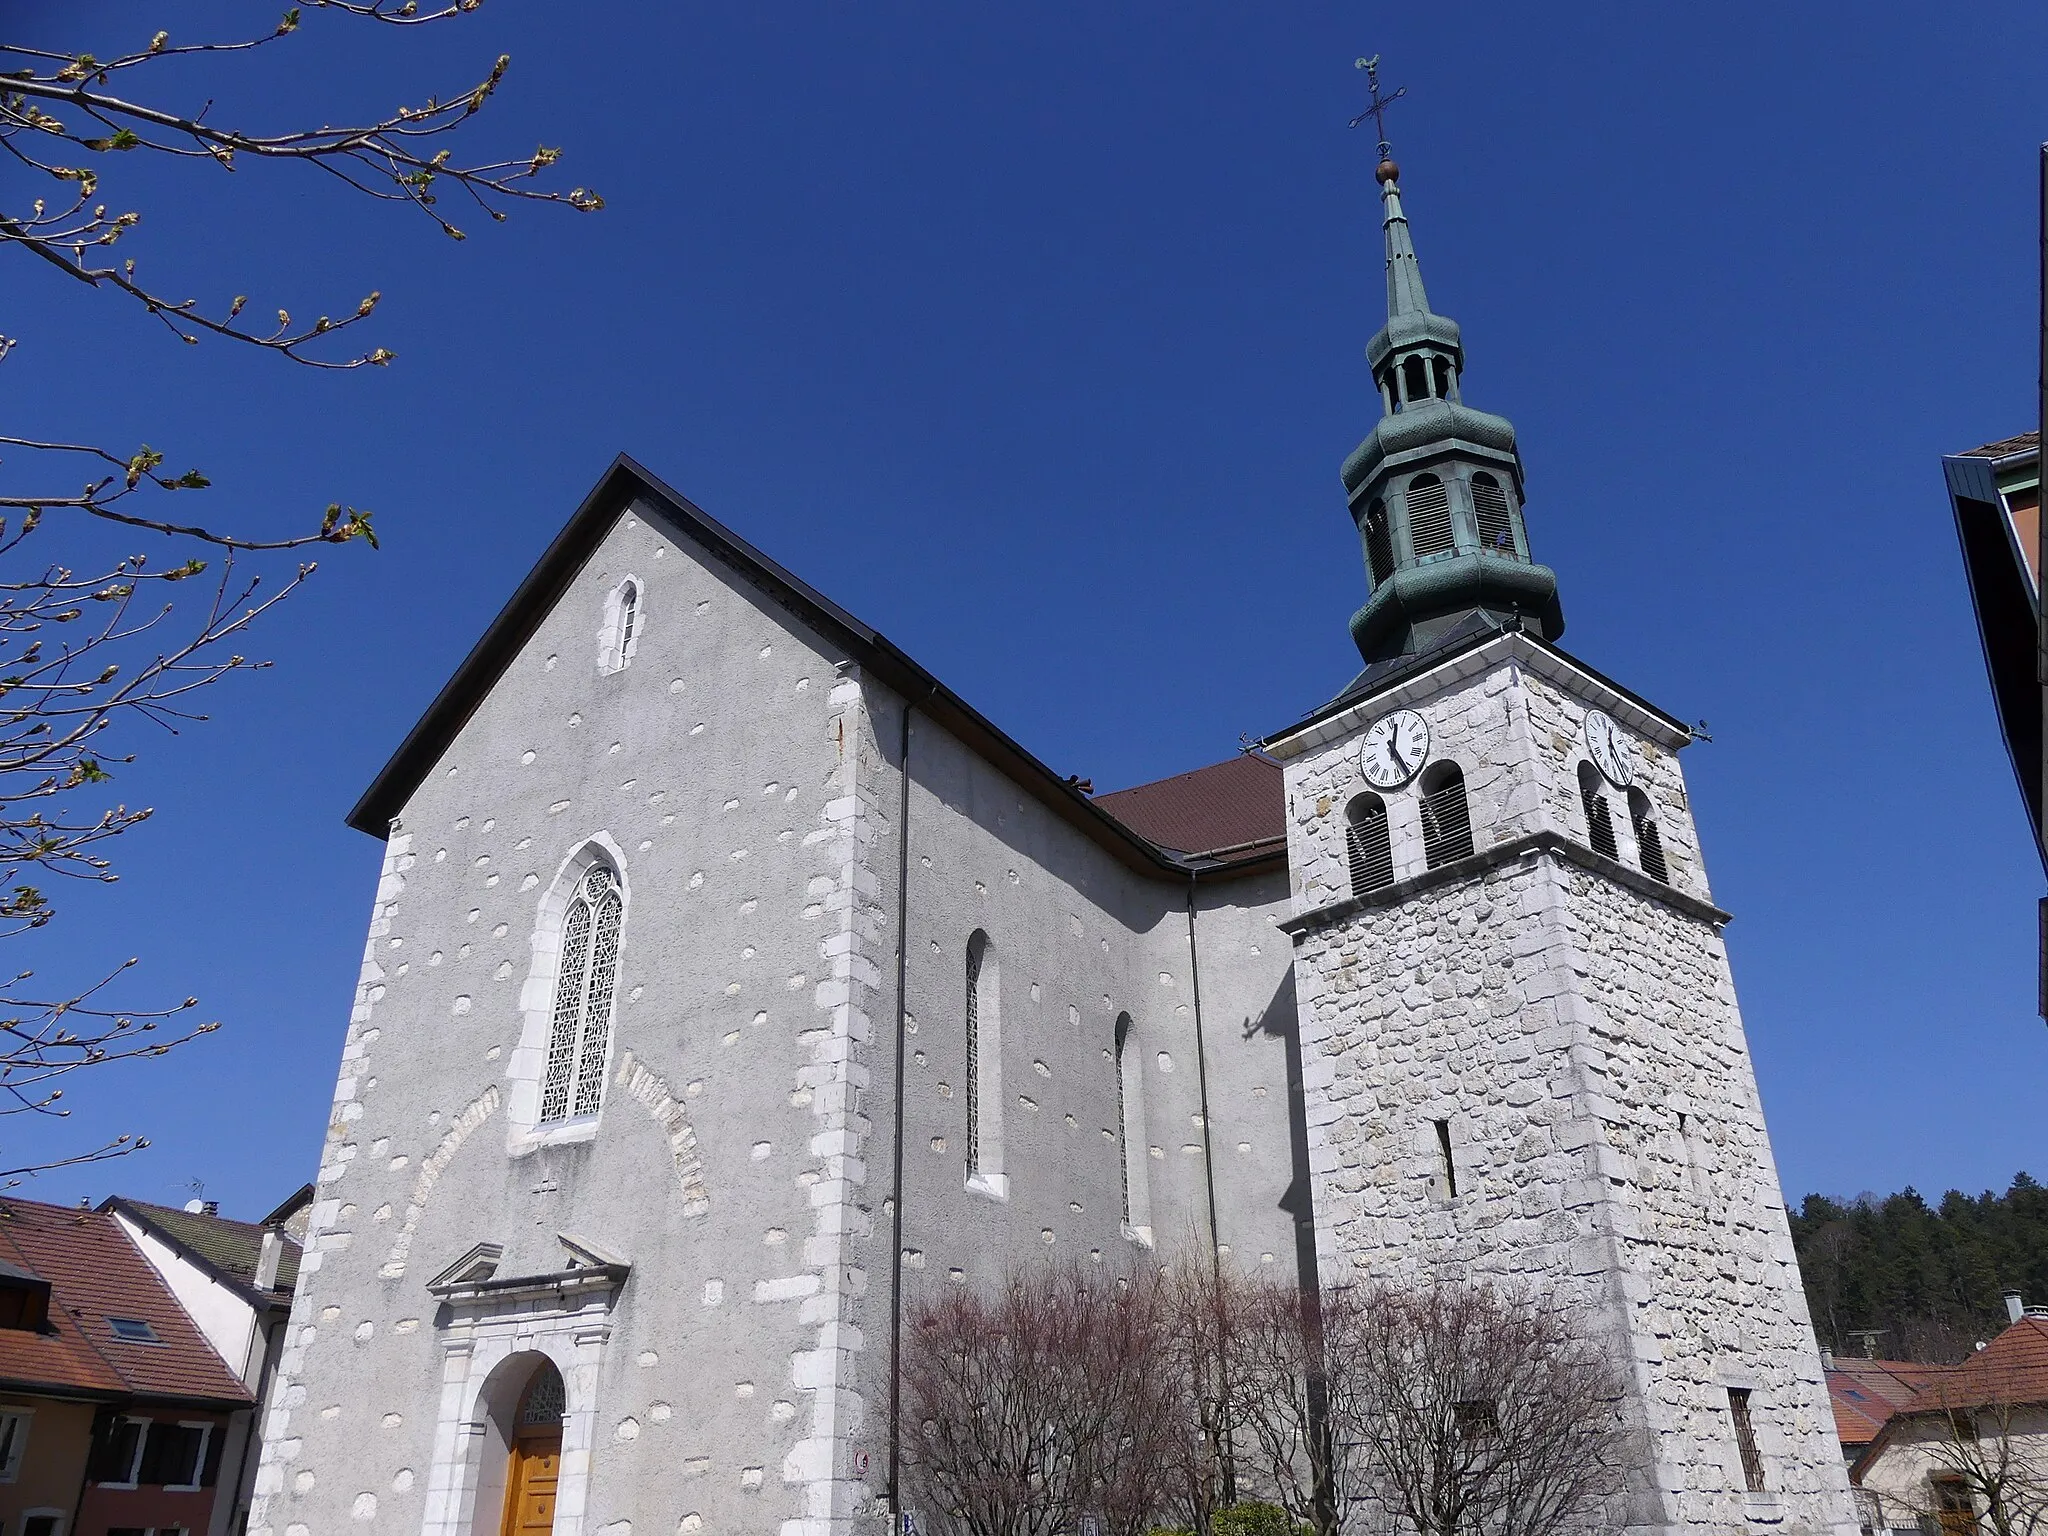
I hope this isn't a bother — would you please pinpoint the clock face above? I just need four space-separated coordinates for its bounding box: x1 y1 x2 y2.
1584 709 1635 788
1360 709 1430 789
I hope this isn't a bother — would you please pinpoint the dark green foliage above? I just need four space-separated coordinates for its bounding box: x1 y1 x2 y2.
1791 1173 2048 1362
1146 1506 1311 1536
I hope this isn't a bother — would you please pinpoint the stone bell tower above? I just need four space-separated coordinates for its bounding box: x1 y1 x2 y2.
1264 141 1858 1536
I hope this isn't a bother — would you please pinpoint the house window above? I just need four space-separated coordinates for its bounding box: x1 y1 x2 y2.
1578 763 1618 859
1628 787 1669 884
140 1421 211 1490
0 1407 28 1481
1345 794 1394 896
1418 762 1473 868
1453 1399 1498 1439
539 863 624 1125
106 1316 159 1344
1932 1476 1978 1536
963 931 1004 1194
0 1277 48 1331
1112 1013 1151 1240
1727 1388 1766 1492
1471 472 1515 555
96 1416 148 1487
1364 498 1396 585
19 1514 62 1536
1407 475 1455 560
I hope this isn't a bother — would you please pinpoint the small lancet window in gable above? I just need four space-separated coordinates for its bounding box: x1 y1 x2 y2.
540 862 624 1124
962 931 1004 1193
1629 788 1670 884
1418 762 1473 868
1364 499 1396 586
1345 794 1394 896
600 578 643 675
1472 472 1515 555
1113 1012 1150 1240
1407 475 1455 560
1578 762 1618 860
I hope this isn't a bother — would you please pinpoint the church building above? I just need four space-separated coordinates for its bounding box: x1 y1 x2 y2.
249 148 1857 1536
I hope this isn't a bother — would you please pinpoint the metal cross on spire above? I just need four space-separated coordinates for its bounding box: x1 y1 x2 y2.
1348 54 1407 163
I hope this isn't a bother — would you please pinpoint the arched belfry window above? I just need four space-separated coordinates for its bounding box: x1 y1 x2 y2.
540 862 624 1124
1471 473 1515 555
1418 762 1473 868
964 931 1005 1195
1364 498 1396 587
1345 794 1394 896
1407 475 1455 560
1114 1012 1151 1242
1629 788 1670 884
600 577 643 675
1578 762 1619 860
1432 356 1454 399
1403 355 1431 404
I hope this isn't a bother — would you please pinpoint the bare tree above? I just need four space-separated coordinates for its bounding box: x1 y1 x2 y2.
900 1262 1181 1536
1333 1281 1628 1536
1895 1391 2048 1536
0 2 598 1179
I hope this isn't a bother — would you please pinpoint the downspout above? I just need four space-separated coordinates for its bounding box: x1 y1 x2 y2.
886 689 930 1518
1183 878 1223 1278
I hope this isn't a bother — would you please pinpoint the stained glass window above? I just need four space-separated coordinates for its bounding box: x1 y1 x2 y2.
540 864 623 1125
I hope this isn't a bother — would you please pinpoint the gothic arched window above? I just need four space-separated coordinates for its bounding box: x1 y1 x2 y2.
1629 788 1669 884
1471 472 1515 555
1407 475 1455 560
540 862 624 1124
1578 762 1618 860
1418 762 1473 868
964 931 1004 1192
1364 499 1395 586
600 577 643 675
1345 794 1394 896
1114 1012 1151 1241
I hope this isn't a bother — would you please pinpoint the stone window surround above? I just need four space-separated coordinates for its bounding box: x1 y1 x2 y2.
1113 1011 1153 1246
417 1262 625 1536
597 575 644 676
506 835 632 1155
964 929 1008 1201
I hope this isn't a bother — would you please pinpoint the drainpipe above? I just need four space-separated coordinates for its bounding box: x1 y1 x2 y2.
1183 881 1223 1280
885 690 931 1521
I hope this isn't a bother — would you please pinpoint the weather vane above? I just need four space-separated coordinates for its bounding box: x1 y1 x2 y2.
1349 54 1406 165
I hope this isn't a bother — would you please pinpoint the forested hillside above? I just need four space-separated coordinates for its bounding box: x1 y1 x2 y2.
1790 1173 2048 1363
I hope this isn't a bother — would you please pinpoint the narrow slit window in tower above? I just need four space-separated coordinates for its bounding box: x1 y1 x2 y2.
1728 1389 1767 1492
965 933 985 1176
1346 794 1394 896
1418 763 1473 867
1578 763 1618 860
1629 788 1669 883
1434 1118 1458 1198
1407 475 1454 560
1472 472 1514 554
1364 498 1396 586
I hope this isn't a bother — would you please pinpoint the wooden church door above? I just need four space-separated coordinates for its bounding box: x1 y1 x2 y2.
500 1362 566 1536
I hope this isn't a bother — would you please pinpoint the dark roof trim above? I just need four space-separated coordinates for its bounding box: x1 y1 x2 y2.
347 455 1267 884
1944 454 2046 871
260 1184 314 1230
0 1376 249 1412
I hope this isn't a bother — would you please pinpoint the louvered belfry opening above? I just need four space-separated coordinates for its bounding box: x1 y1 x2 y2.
1578 762 1619 860
1345 794 1395 896
1364 498 1396 587
1471 472 1515 556
1407 475 1454 560
1418 763 1473 868
1629 789 1670 884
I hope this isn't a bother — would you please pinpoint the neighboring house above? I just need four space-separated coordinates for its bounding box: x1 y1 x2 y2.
1852 1298 2048 1536
1942 431 2045 1007
102 1191 309 1536
0 1197 252 1536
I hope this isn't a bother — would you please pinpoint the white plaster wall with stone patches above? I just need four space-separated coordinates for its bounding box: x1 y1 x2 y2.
254 502 900 1536
1274 640 1855 1536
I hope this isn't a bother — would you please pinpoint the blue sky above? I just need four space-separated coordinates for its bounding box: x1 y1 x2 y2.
10 2 2046 1219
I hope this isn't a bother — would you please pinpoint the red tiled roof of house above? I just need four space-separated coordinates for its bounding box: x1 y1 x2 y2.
1094 754 1285 862
1828 1360 1955 1448
1922 1315 2048 1410
0 1197 251 1405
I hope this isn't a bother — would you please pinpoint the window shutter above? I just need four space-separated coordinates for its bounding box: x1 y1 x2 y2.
201 1418 226 1486
1346 799 1394 895
1581 782 1618 860
1364 500 1396 585
1419 769 1473 867
1472 474 1515 555
1407 477 1454 559
1629 792 1670 883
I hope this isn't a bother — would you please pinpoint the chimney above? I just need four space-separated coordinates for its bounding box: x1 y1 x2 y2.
254 1227 283 1292
202 1200 219 1217
1820 1348 1836 1370
2006 1291 2026 1324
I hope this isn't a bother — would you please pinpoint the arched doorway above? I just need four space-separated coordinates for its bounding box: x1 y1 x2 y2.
499 1358 565 1536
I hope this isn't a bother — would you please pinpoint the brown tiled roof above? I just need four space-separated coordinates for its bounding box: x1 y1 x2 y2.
0 1197 250 1405
1957 431 2041 460
1920 1315 2048 1411
1828 1360 1955 1448
107 1197 302 1298
1094 754 1286 861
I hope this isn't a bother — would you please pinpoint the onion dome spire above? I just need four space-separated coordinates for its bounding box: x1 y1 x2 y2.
1337 60 1563 665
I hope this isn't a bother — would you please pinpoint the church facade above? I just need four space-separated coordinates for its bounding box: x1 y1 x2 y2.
249 158 1856 1536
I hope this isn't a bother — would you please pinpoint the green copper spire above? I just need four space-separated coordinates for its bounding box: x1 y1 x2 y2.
1339 142 1564 665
